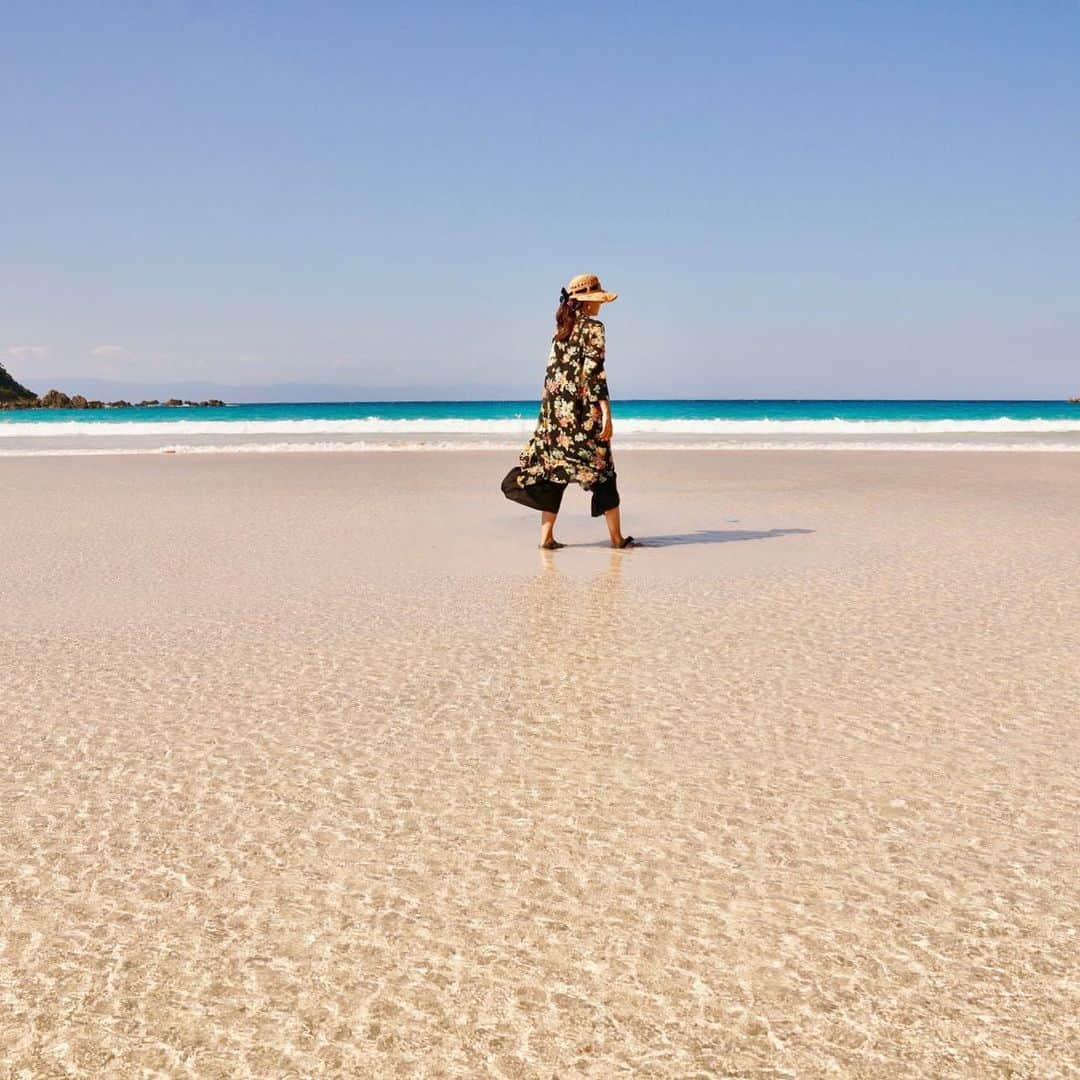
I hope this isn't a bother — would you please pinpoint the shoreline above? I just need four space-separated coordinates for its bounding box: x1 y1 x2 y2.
4 438 1080 457
5 403 1080 457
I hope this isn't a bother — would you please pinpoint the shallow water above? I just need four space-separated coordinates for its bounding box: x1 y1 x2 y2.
2 451 1078 1076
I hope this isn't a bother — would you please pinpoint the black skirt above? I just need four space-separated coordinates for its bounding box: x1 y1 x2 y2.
501 467 619 517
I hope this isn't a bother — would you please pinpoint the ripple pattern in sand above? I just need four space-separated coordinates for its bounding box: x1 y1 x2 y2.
1 454 1079 1077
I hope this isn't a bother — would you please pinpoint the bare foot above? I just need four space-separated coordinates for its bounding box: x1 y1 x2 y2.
540 540 566 550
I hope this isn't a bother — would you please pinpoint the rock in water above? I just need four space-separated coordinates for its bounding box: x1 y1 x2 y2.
0 376 224 411
38 389 74 408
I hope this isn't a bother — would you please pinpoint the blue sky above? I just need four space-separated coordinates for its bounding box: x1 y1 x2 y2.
3 2 1078 399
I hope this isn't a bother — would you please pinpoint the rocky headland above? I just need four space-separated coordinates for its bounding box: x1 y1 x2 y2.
0 362 224 410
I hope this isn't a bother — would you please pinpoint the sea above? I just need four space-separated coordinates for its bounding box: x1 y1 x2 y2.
2 400 1080 456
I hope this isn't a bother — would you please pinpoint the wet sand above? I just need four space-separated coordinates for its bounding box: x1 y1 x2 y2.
2 451 1078 1077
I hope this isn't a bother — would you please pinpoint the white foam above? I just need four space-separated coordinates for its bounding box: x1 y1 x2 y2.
2 439 1080 458
3 416 1080 439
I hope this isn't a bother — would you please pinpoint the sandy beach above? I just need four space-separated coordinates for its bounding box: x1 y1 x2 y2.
1 449 1077 1077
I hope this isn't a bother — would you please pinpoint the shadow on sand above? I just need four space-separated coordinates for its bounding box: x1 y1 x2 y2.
643 527 814 547
577 528 814 549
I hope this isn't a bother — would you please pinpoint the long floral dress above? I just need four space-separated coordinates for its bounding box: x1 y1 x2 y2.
517 315 615 492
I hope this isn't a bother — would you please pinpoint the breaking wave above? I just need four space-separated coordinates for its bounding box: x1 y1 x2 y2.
4 416 1080 438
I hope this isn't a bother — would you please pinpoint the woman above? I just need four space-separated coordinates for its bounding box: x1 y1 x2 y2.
502 273 635 550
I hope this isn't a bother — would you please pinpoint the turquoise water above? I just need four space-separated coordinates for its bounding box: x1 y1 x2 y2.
3 399 1079 454
3 399 1079 425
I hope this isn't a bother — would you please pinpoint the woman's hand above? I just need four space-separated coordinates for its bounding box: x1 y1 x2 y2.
600 403 613 441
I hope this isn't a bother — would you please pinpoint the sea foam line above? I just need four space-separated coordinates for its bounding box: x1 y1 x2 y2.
2 440 1080 458
3 416 1080 438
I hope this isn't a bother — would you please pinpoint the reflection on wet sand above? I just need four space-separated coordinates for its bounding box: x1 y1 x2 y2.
529 549 626 684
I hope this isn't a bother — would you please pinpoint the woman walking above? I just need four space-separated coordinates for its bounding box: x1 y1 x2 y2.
502 273 635 550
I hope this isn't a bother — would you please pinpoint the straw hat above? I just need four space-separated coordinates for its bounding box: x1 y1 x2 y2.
565 273 618 304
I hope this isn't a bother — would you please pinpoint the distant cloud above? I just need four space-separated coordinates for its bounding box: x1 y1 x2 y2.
8 345 49 362
89 344 139 375
90 345 132 361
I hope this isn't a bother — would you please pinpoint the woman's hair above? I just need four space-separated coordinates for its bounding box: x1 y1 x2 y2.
553 288 579 343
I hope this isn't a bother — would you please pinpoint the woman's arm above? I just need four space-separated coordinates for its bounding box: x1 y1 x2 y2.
600 399 613 441
583 319 612 439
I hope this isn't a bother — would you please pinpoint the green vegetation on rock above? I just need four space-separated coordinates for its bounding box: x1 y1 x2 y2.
0 361 36 404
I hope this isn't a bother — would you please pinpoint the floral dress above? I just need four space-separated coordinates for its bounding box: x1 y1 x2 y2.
517 316 614 491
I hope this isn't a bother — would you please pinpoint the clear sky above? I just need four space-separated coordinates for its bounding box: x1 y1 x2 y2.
3 2 1078 399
